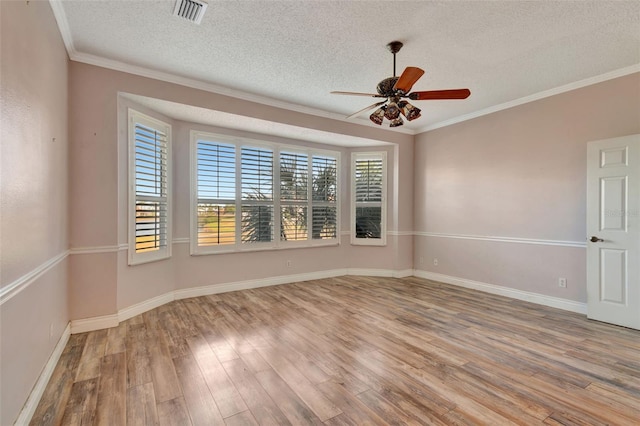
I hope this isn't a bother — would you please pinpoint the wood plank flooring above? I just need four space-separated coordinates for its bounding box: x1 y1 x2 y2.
31 276 640 425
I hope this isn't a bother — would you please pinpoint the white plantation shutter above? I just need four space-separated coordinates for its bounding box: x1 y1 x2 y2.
352 152 386 245
312 155 337 240
129 110 172 264
196 141 236 247
280 151 309 241
190 131 339 253
355 159 383 203
241 147 274 243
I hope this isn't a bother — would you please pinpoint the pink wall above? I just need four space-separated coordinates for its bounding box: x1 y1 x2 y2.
414 73 640 303
0 1 69 424
3 2 637 421
68 63 414 316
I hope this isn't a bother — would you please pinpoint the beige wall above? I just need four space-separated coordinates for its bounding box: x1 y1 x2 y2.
414 73 640 302
69 62 414 316
3 1 638 422
0 1 69 424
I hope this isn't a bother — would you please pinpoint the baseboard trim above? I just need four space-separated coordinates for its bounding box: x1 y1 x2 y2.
118 293 175 323
347 268 414 278
70 268 411 333
70 313 119 334
68 267 586 334
16 323 71 425
414 270 587 314
174 269 348 300
394 269 415 278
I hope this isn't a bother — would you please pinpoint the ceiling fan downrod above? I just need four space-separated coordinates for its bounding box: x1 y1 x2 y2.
330 40 470 129
387 41 403 77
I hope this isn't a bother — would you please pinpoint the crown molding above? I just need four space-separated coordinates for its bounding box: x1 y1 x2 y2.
47 1 411 136
49 1 639 137
417 63 640 133
49 0 75 56
74 49 414 136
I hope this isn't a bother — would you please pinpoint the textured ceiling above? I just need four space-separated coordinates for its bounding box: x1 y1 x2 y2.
53 0 640 135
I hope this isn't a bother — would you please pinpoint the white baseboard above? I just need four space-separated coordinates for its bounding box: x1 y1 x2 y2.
414 270 587 314
70 313 119 334
68 267 585 334
346 268 415 278
174 268 348 300
19 268 586 426
118 292 174 323
16 323 71 425
69 268 409 333
392 269 415 278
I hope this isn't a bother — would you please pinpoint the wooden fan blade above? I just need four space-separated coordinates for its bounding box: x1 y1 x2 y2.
331 91 386 97
408 89 471 100
393 67 425 93
346 101 387 119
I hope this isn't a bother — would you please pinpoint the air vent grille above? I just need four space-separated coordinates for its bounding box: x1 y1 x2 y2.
173 0 208 24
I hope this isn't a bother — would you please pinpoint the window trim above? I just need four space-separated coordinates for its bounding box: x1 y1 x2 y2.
351 151 387 246
128 109 172 265
190 130 340 255
190 132 240 255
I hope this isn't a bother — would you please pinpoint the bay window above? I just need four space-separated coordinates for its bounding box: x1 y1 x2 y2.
351 152 386 246
128 109 172 265
191 131 339 254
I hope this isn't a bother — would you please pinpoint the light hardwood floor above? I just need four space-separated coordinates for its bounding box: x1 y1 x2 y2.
31 276 640 425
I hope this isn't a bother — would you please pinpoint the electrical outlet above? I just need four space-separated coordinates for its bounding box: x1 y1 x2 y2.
558 277 567 288
419 256 424 264
49 323 54 339
286 260 292 268
433 258 439 266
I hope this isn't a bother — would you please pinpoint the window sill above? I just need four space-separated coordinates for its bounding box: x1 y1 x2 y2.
190 240 340 256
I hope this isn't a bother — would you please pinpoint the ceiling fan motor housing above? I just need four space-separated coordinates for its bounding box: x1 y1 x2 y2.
376 77 400 96
332 40 470 128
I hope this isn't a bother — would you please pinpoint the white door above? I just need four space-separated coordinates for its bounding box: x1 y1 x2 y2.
587 134 640 330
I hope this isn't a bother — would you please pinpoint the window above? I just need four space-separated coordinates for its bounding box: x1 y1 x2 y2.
191 131 339 254
312 155 338 240
280 151 308 241
241 146 274 244
195 141 236 247
351 152 386 246
128 110 172 264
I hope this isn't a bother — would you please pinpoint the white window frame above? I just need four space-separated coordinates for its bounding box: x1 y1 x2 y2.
190 132 239 254
351 151 387 246
279 149 310 244
240 143 276 250
190 130 340 255
128 109 172 265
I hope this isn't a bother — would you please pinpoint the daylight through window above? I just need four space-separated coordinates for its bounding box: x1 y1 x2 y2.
191 131 339 254
128 109 172 265
352 152 386 246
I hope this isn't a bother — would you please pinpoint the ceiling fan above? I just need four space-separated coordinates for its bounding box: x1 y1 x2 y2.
331 41 471 127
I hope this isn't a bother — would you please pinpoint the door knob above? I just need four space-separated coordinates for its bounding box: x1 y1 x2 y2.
590 236 604 243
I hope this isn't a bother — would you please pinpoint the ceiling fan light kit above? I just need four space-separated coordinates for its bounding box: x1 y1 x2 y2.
399 101 421 121
332 40 470 128
384 101 401 120
389 117 404 128
370 106 386 125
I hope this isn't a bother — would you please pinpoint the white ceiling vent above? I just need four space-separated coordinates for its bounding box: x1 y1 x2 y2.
173 0 208 25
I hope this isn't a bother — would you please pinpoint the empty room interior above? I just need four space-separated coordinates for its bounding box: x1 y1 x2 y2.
2 0 640 424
